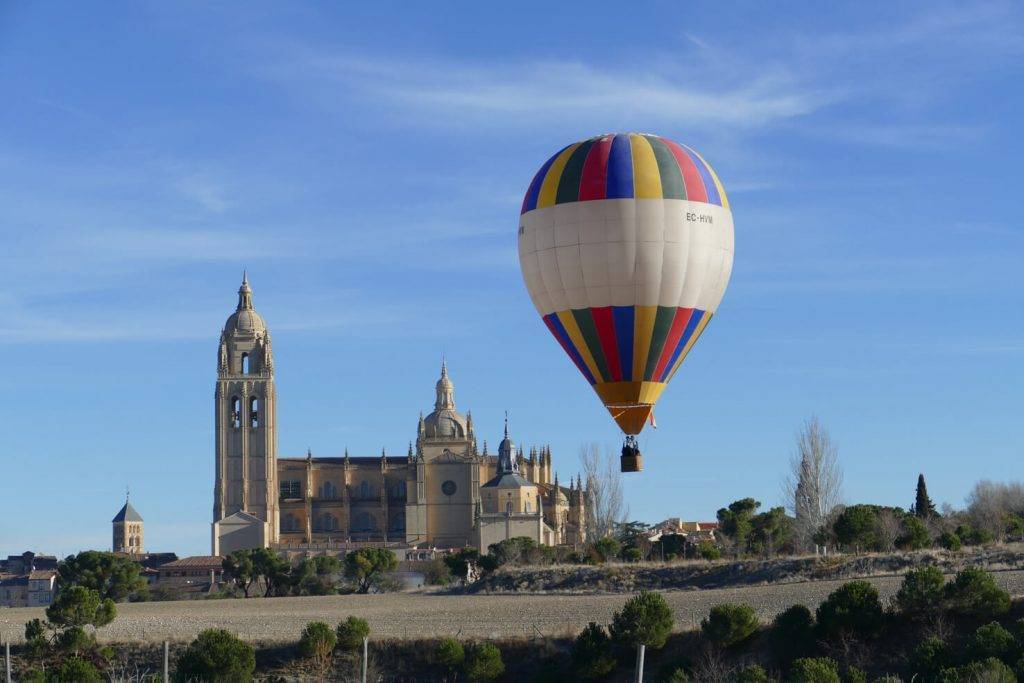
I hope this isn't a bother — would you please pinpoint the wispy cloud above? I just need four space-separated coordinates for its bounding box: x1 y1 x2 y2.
175 174 230 213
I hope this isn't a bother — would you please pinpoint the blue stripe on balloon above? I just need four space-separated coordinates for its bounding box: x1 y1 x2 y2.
523 146 568 213
546 313 597 385
606 134 635 199
612 306 635 382
657 309 704 382
681 145 720 206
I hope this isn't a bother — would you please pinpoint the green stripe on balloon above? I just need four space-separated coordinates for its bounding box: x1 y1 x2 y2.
572 308 610 382
644 306 677 380
644 135 686 200
555 140 596 205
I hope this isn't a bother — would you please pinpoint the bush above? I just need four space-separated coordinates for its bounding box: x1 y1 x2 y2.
955 524 994 546
666 668 691 682
298 621 336 669
771 604 815 662
789 657 840 683
816 581 883 639
335 616 370 652
893 566 945 618
833 505 878 550
593 537 621 563
436 637 465 670
174 628 255 683
571 622 616 679
844 666 867 683
50 657 102 682
896 516 931 550
344 548 398 593
465 642 504 682
736 664 770 682
943 567 1011 617
622 547 643 562
697 540 721 561
610 591 674 649
911 636 951 677
966 622 1016 663
938 531 963 551
422 558 452 585
701 603 759 648
939 657 1015 682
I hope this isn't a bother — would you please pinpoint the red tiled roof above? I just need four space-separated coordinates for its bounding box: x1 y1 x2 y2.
159 556 223 569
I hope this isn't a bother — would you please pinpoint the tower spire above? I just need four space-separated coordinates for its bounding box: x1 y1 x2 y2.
237 272 254 311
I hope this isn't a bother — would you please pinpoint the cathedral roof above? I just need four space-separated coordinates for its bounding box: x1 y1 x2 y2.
223 272 267 336
423 360 468 440
481 471 533 489
112 501 142 523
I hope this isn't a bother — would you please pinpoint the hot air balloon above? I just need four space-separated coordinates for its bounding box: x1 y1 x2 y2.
517 133 734 472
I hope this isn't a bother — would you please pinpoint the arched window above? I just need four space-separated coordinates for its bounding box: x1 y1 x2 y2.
506 501 513 514
249 397 260 429
283 514 300 532
241 353 250 374
525 501 531 513
360 481 370 499
318 513 337 531
320 481 336 499
230 397 241 429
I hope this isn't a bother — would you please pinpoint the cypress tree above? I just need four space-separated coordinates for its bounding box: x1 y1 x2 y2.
913 474 937 518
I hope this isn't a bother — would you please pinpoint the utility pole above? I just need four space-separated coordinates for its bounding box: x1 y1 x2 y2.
634 643 646 682
361 636 369 683
163 640 169 683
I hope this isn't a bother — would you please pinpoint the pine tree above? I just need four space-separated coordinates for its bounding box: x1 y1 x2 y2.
913 474 937 518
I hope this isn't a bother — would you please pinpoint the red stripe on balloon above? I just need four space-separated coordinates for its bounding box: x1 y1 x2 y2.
542 315 593 383
590 306 622 381
652 307 694 381
578 136 612 201
662 137 707 203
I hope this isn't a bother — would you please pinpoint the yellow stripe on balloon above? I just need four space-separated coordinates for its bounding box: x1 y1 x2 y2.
556 310 603 382
629 134 662 199
665 313 713 383
537 143 582 209
691 149 729 210
631 306 658 381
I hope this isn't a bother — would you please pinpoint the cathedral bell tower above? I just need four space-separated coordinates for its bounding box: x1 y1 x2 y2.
213 273 279 550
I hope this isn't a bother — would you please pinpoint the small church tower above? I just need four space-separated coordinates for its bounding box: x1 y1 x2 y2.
113 492 144 554
213 274 279 553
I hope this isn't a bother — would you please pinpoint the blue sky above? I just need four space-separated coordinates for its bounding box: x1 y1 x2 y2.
1 1 1021 558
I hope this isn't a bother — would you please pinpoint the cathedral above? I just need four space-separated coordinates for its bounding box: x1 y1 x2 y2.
212 276 587 556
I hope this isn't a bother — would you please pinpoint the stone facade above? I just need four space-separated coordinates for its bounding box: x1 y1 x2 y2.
112 498 144 554
211 276 587 554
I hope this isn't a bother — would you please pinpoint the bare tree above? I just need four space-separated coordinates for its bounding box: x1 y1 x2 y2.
966 479 1024 536
782 416 844 549
579 443 628 539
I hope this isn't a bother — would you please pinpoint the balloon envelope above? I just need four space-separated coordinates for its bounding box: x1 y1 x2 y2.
517 133 734 435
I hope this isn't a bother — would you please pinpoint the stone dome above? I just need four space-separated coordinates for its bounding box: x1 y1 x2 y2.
223 273 267 335
422 360 468 440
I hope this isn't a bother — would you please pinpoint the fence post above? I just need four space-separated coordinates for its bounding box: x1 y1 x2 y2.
6 638 11 683
163 640 169 683
361 636 368 683
633 643 645 683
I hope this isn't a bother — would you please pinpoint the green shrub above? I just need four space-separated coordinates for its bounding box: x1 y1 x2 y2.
593 537 621 563
701 603 759 648
50 657 102 682
816 581 883 639
893 566 945 618
955 524 994 546
938 531 962 551
610 591 674 649
789 657 840 683
436 637 465 670
298 621 336 669
465 642 504 682
844 666 867 683
666 668 691 682
173 628 255 683
422 558 452 585
736 664 769 682
622 547 643 562
833 505 878 550
697 540 721 560
897 515 931 550
770 604 815 662
943 567 1011 617
911 636 951 677
335 616 370 652
571 622 616 679
966 622 1016 664
939 657 1015 682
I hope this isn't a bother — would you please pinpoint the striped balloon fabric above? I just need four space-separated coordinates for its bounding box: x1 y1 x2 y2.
518 133 734 435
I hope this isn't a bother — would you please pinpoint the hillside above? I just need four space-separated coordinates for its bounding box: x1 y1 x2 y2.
462 544 1024 594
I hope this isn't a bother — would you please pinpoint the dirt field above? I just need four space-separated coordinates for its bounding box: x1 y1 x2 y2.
3 569 1023 644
